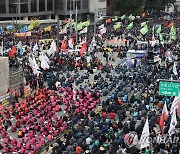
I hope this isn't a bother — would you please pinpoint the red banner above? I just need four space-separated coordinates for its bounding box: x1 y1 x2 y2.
14 32 31 37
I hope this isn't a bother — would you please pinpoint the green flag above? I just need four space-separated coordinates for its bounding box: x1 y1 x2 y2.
77 22 83 31
141 21 147 27
127 22 133 30
73 22 77 29
129 14 132 19
121 14 126 20
65 22 70 28
169 25 176 43
114 22 121 30
112 16 118 22
82 20 90 27
140 25 148 35
129 14 135 20
156 25 161 34
159 33 163 41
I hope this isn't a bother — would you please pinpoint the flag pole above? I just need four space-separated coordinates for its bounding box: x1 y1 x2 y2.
94 9 97 37
70 0 72 40
57 15 60 52
75 1 78 45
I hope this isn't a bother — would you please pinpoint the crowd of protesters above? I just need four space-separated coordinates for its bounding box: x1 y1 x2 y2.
0 12 180 154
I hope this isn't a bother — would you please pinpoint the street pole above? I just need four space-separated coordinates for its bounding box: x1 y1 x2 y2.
16 3 18 25
57 15 60 52
75 1 78 45
70 1 72 39
94 9 97 37
18 0 21 24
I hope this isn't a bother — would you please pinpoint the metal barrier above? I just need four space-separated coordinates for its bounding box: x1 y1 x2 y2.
9 68 24 90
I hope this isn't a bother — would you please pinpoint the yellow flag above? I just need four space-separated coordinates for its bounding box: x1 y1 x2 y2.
28 24 34 31
114 22 121 30
44 26 52 32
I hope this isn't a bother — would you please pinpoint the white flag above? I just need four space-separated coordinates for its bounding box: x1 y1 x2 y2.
98 24 104 29
29 56 40 76
170 96 180 114
154 55 160 62
173 62 178 75
41 55 49 70
44 54 50 63
139 117 150 149
33 43 38 53
80 37 87 45
68 38 74 49
0 41 3 55
47 40 56 56
32 57 40 70
99 27 106 36
88 36 96 52
28 56 34 68
39 53 50 63
79 27 87 34
168 110 177 135
60 28 67 34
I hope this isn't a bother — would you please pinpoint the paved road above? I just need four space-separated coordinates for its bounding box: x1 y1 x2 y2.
0 52 148 154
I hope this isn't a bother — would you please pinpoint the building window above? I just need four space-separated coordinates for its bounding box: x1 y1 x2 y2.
39 0 45 12
0 0 6 14
76 1 81 10
9 0 17 14
56 0 63 11
31 0 37 12
82 0 88 9
21 0 28 13
47 0 53 11
67 0 73 10
107 0 112 6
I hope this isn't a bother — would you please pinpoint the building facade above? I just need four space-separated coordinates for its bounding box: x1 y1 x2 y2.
0 0 55 21
0 0 91 21
56 0 89 21
175 0 180 12
88 0 107 21
0 57 9 96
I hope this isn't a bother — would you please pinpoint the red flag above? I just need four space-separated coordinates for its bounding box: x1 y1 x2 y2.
79 43 87 57
72 38 75 45
177 102 180 117
0 104 3 110
168 22 174 28
56 45 59 53
142 12 146 18
159 102 169 134
8 46 17 58
105 18 112 24
24 86 27 96
63 19 68 23
61 40 67 51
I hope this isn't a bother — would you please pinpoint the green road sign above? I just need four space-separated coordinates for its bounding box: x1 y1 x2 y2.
159 81 180 96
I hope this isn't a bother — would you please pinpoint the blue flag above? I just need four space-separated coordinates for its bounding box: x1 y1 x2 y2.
6 25 14 31
17 41 23 55
19 26 28 33
0 27 3 35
